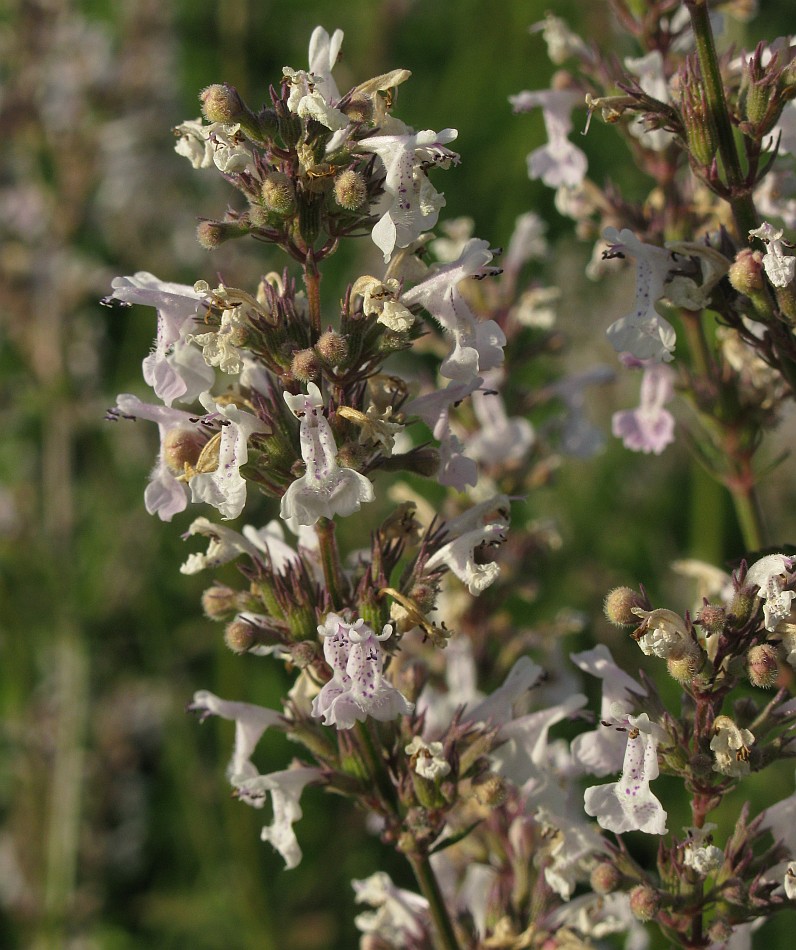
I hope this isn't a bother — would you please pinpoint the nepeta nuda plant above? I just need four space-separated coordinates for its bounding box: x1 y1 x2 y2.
108 4 796 948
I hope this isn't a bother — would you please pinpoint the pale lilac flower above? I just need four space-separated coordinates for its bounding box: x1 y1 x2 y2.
612 360 676 454
530 13 589 65
749 222 796 288
358 126 459 261
467 377 535 465
405 378 482 490
189 690 283 781
109 273 213 406
550 366 614 457
405 737 450 780
401 238 505 383
111 394 198 521
280 383 374 531
311 614 414 730
352 872 429 944
624 51 675 151
502 211 549 277
584 712 668 835
188 690 321 868
570 644 645 776
535 806 607 900
745 553 795 631
510 89 587 188
604 228 678 362
189 393 268 520
235 765 324 869
710 715 754 778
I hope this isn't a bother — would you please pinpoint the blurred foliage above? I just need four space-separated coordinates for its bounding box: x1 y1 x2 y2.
2 0 796 948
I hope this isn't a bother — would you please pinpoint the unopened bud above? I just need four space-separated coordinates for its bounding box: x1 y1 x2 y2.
196 219 243 249
688 752 713 777
262 172 296 215
699 603 726 637
224 618 257 654
162 426 207 473
667 646 704 683
200 83 246 124
316 330 349 366
290 348 320 382
333 169 368 210
729 248 766 295
288 640 318 668
409 583 438 614
472 772 508 807
336 442 368 469
604 586 647 626
730 585 759 626
201 585 239 620
747 643 779 688
629 884 660 922
590 862 621 895
343 96 374 124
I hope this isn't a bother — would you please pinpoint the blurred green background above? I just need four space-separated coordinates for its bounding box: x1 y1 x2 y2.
3 0 796 947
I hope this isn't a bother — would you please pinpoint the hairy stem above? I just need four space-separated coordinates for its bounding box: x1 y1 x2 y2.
686 0 758 239
316 516 347 609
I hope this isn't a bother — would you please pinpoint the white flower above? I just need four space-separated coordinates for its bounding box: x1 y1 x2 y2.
180 517 298 575
235 765 323 869
351 275 415 331
584 712 668 835
173 118 215 168
750 222 795 288
358 126 459 261
280 383 374 531
603 228 678 362
509 88 587 188
682 824 723 877
530 13 589 65
109 273 213 406
424 497 510 595
786 862 796 900
746 553 795 631
633 608 690 658
189 393 268 520
405 737 451 780
352 872 429 943
189 292 248 375
311 614 414 729
710 715 754 777
401 238 505 383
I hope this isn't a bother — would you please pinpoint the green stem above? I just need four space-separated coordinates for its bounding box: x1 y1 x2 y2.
686 0 758 239
407 853 462 950
729 478 765 552
316 516 347 609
